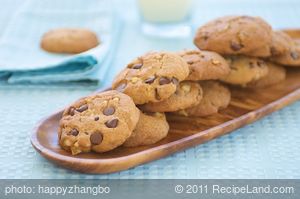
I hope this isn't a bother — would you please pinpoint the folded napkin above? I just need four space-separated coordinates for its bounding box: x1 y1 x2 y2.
0 0 120 85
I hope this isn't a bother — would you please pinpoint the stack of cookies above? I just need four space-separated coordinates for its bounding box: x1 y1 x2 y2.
58 15 299 155
58 51 231 155
116 51 232 118
194 15 300 87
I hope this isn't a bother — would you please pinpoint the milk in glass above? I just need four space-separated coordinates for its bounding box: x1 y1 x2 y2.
139 0 192 23
138 0 193 38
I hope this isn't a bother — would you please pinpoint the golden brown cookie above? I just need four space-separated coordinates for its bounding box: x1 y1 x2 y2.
41 28 99 54
240 31 289 57
112 52 190 104
176 81 231 117
271 38 300 67
124 112 169 147
178 50 230 81
194 16 272 57
221 56 269 86
247 62 286 88
59 90 140 155
269 31 292 56
140 81 202 112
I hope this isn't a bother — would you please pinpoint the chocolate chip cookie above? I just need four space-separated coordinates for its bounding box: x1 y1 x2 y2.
41 28 99 54
178 50 230 81
194 16 272 57
176 81 231 117
271 38 300 67
221 56 269 86
124 112 169 147
247 62 286 88
112 52 190 104
59 90 140 155
140 81 202 112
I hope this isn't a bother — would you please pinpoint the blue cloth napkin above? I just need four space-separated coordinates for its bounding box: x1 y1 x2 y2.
0 0 119 85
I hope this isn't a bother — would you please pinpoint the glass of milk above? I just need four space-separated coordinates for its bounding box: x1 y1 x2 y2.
138 0 193 38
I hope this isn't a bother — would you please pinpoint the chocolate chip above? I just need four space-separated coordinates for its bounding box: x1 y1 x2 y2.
68 107 75 116
291 51 299 60
186 60 194 64
159 77 171 85
185 57 194 64
187 60 194 64
230 41 243 51
105 118 118 128
90 132 103 145
132 63 143 69
202 33 209 40
171 78 179 85
70 129 79 136
144 76 156 84
77 104 88 113
116 83 126 92
257 60 264 67
249 62 255 68
94 116 99 121
103 107 115 116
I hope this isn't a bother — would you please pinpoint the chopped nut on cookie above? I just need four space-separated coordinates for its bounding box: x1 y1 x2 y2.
112 52 190 104
178 50 230 81
59 90 140 155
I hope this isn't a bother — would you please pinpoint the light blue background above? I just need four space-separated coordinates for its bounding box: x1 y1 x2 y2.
0 0 300 179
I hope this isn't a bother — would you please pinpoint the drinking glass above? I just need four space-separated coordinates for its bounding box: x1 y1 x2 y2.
137 0 193 38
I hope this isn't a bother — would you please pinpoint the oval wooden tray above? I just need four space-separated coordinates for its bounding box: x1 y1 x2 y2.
31 30 300 174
